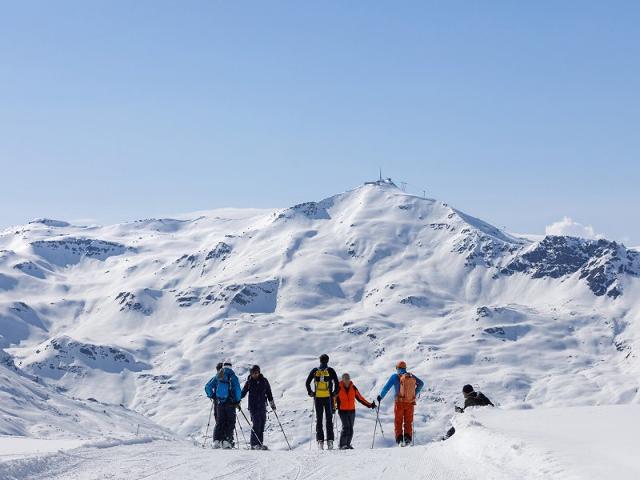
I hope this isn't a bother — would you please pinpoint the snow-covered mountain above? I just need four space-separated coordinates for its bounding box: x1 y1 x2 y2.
1 180 639 446
0 348 169 441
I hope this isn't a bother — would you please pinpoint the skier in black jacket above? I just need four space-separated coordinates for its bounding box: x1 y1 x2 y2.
241 365 275 450
445 384 494 439
305 354 339 449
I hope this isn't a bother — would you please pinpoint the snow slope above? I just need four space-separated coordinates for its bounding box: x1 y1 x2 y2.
2 405 638 480
0 350 171 442
0 181 639 453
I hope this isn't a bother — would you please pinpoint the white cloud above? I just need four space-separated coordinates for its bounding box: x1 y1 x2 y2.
545 216 604 240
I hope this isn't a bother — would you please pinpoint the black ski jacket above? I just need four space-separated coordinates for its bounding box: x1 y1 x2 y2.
463 391 494 410
241 374 274 412
305 365 339 397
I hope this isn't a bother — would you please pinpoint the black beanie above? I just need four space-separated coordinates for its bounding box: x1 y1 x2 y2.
216 362 223 371
462 384 474 394
250 365 260 374
319 354 329 364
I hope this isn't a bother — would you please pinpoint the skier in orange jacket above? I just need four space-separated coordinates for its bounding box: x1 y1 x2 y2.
335 373 376 449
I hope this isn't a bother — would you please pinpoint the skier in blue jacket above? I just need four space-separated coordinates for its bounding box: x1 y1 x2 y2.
205 361 242 449
376 361 424 445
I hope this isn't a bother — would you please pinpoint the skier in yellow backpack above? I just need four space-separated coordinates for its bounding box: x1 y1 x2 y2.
305 354 339 449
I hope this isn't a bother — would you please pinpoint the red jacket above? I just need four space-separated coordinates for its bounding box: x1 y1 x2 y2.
336 381 373 411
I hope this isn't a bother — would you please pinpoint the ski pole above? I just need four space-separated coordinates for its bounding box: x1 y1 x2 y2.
371 404 380 449
238 406 264 448
412 416 415 446
309 398 315 450
202 399 215 448
376 409 385 439
235 425 241 449
332 406 337 445
272 408 292 450
234 422 249 447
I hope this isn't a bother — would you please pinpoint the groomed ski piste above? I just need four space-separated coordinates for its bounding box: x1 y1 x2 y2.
1 181 639 478
2 405 639 479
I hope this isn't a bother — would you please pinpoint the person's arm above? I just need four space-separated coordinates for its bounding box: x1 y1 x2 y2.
414 375 425 396
329 368 340 396
241 379 249 399
232 374 242 403
464 396 478 409
379 374 398 400
265 378 274 403
305 368 316 396
354 387 373 408
204 376 217 398
480 393 495 407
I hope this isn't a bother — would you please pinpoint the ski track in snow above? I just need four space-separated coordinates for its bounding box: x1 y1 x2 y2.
0 441 512 480
3 405 639 480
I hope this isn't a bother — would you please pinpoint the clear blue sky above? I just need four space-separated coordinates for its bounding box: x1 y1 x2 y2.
1 2 639 244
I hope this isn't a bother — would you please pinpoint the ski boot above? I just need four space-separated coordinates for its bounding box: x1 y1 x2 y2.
317 441 324 450
327 440 334 450
212 440 222 449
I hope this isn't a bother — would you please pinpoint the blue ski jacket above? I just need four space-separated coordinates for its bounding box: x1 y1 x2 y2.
379 368 424 401
204 367 242 404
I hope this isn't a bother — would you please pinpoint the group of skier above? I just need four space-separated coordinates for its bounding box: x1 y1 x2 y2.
204 354 493 450
304 354 425 449
204 362 275 450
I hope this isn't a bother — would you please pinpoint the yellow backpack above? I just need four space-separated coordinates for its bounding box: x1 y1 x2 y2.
314 369 331 398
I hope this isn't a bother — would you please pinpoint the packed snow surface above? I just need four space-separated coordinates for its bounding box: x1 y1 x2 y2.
1 405 638 480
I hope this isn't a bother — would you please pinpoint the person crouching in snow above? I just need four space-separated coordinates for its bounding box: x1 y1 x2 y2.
205 361 242 449
241 365 276 450
376 361 424 446
444 384 494 439
335 372 376 449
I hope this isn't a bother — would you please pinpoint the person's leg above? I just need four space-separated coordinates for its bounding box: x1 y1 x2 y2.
254 409 266 446
338 411 348 447
249 410 258 447
315 397 325 441
222 403 236 444
325 399 334 442
404 403 414 443
394 402 403 443
229 405 237 444
214 402 226 441
345 411 355 447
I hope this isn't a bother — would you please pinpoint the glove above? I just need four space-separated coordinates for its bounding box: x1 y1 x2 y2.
455 406 464 413
370 402 376 409
270 401 276 411
308 392 315 398
376 395 382 403
235 403 241 410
